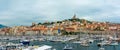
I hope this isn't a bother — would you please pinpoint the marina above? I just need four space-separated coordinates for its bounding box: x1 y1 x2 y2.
0 35 120 50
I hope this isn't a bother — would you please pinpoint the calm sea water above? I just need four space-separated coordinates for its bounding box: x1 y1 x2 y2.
1 40 120 50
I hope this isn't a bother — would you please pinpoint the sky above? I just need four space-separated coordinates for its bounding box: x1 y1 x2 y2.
0 0 120 26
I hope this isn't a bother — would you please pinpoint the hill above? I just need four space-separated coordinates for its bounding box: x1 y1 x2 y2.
0 24 7 28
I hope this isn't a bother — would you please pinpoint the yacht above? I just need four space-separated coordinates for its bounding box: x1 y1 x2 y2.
97 40 110 46
0 42 22 50
34 45 52 50
81 43 89 47
110 41 118 46
22 45 53 50
20 39 30 45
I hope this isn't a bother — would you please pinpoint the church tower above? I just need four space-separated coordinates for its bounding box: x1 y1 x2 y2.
72 14 77 19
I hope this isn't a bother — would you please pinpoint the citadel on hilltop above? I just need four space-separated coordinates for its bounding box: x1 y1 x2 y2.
0 15 120 36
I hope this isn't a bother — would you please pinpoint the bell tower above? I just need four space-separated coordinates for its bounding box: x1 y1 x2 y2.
72 14 76 19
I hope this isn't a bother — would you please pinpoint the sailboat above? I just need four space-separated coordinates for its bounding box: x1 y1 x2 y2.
80 40 89 47
97 33 109 47
98 40 105 50
109 33 119 46
73 33 81 43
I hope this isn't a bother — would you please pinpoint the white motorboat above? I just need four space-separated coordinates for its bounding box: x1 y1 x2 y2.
20 39 30 45
81 43 89 47
63 45 73 50
97 40 111 46
110 41 118 46
34 45 52 50
22 45 52 50
73 40 82 44
88 39 94 43
98 48 105 50
80 40 89 47
109 33 119 46
0 46 5 50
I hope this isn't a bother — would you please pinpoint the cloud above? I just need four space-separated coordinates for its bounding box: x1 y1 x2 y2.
0 0 120 26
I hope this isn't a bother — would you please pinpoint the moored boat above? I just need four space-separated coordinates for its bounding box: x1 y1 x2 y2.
98 48 105 50
110 41 118 46
20 40 30 45
63 45 73 50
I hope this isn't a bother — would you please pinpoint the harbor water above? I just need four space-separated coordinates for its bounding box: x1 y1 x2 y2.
31 41 120 50
1 39 120 50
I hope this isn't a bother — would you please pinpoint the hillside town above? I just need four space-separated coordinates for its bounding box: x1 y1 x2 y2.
0 15 120 50
0 15 120 36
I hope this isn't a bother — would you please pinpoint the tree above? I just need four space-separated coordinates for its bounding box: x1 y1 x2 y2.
38 22 42 25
